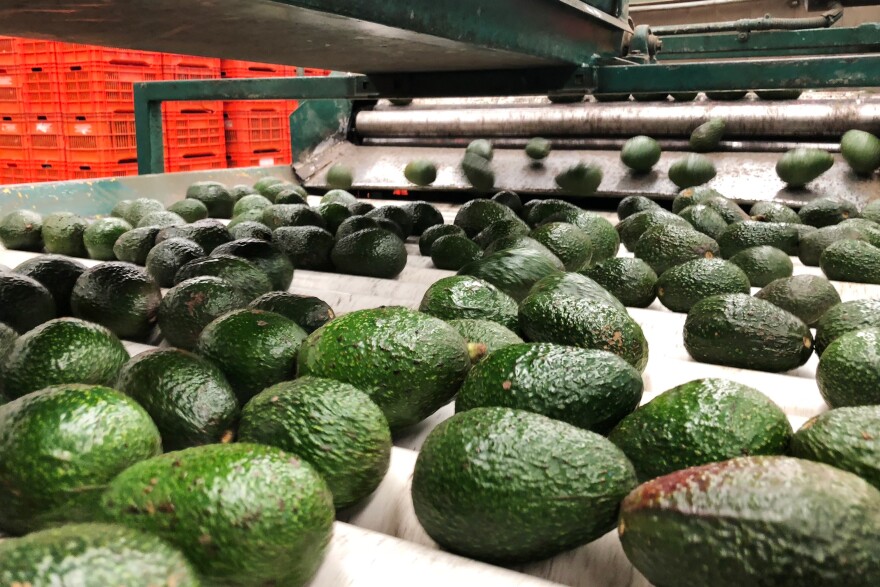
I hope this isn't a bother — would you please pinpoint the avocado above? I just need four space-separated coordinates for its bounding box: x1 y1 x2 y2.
821 239 880 283
617 195 660 220
229 220 273 242
331 228 407 278
841 129 880 175
211 238 293 291
0 273 56 333
446 318 523 359
718 221 800 257
157 219 232 253
348 201 375 216
158 276 249 350
14 254 86 316
167 198 209 223
540 209 621 261
297 306 471 431
457 343 642 433
239 376 390 509
706 90 748 100
430 234 482 270
321 189 357 206
461 151 495 192
798 223 866 266
0 209 42 250
123 198 165 226
145 237 205 288
754 274 840 327
862 200 880 223
113 226 160 265
258 182 300 203
799 196 859 227
71 262 161 341
609 378 790 482
582 257 658 308
728 245 793 287
233 194 273 217
617 208 691 251
454 198 518 238
815 298 880 355
689 118 725 152
317 202 351 234
671 185 725 214
634 223 721 274
366 205 414 238
404 159 438 186
750 200 800 224
412 407 637 564
684 293 813 372
554 162 603 196
42 212 88 257
262 204 326 231
0 383 161 534
529 221 593 270
274 225 335 271
186 181 234 218
275 186 309 205
791 405 880 489
458 247 561 302
519 273 649 371
137 210 185 229
678 204 727 239
401 200 444 235
525 137 552 160
466 139 494 161
704 195 750 224
1 318 128 399
389 98 412 106
755 89 802 100
0 322 17 359
253 175 285 194
334 214 375 237
111 199 133 219
776 148 834 187
0 523 199 586
620 135 661 173
816 328 880 407
523 198 578 227
668 153 717 188
327 163 354 189
174 255 273 302
656 258 751 313
250 292 335 334
619 456 880 587
101 443 334 587
840 217 880 247
419 275 519 331
116 348 239 450
481 235 563 268
230 184 259 200
196 308 306 403
473 218 530 249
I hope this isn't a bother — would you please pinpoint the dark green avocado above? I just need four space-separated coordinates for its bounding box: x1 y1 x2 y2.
617 195 661 220
113 226 160 265
454 199 518 238
821 239 880 284
274 225 334 271
168 198 209 222
156 219 232 253
633 223 720 275
617 208 691 252
419 274 519 331
458 247 561 302
145 237 205 288
158 276 249 350
331 228 407 279
420 224 467 256
816 328 880 407
174 254 273 302
212 238 294 291
656 258 751 313
529 222 593 270
431 234 482 270
815 298 880 355
0 272 56 333
446 318 523 359
798 197 859 227
798 224 868 266
473 218 529 249
14 254 87 316
229 220 273 242
582 257 658 308
750 201 800 224
366 205 414 238
678 204 728 240
250 291 335 334
262 204 326 231
42 212 88 257
0 209 43 251
754 274 841 327
728 245 794 287
185 181 234 218
718 221 800 257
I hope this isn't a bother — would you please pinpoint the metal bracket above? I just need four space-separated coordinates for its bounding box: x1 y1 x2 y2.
623 24 662 64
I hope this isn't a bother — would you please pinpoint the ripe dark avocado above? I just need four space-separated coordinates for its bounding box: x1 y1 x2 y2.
229 220 273 241
617 195 660 220
525 137 552 160
619 456 880 587
736 248 798 295
401 200 445 235
1 318 128 399
791 405 880 490
689 118 725 152
841 129 880 175
174 254 273 301
0 209 42 250
454 198 518 238
540 209 620 262
196 308 306 404
14 254 86 316
327 162 354 189
116 348 239 450
776 148 834 187
821 239 880 284
798 223 867 266
815 299 880 355
718 221 800 257
754 274 841 327
366 205 414 238
529 221 593 270
0 523 199 587
137 210 185 229
71 262 161 341
101 443 334 587
609 378 791 482
554 162 603 196
240 376 391 509
457 343 642 433
404 159 438 186
158 276 249 350
321 188 357 206
0 384 161 535
331 228 407 279
0 272 56 333
186 181 234 218
233 193 273 217
750 200 801 224
262 204 326 231
667 153 717 188
620 135 661 173
250 291 335 333
458 247 561 302
799 197 859 227
419 275 519 331
671 185 724 213
113 226 160 265
817 328 880 407
274 225 334 271
297 306 471 431
446 318 523 359
156 218 232 253
431 234 482 270
656 258 751 313
212 237 294 291
634 223 720 275
678 203 727 240
616 208 690 252
145 237 205 288
683 293 813 372
317 201 351 233
461 151 495 191
42 212 88 257
167 197 209 222
582 257 658 308
412 407 637 564
336 216 378 240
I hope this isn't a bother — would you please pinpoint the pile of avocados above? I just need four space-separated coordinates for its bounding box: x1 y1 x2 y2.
1 124 880 587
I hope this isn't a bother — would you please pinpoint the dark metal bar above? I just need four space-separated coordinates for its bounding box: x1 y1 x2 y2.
651 5 842 35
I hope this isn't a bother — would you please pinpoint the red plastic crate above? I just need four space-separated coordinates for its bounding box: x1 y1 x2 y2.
0 115 27 160
224 103 290 150
0 37 19 67
162 54 221 113
163 108 225 160
68 161 138 179
0 161 29 184
220 59 296 79
28 114 64 163
29 161 65 183
166 152 226 173
0 66 24 114
304 68 331 77
22 64 61 113
60 60 159 114
20 40 58 67
58 44 161 67
64 113 135 164
227 146 291 169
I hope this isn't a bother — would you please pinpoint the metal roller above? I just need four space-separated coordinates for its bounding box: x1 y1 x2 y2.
355 99 880 139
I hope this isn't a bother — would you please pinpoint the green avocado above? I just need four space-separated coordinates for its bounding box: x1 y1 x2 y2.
728 245 793 287
274 225 334 271
755 89 802 100
158 276 249 350
261 204 326 231
405 159 438 186
815 298 880 355
554 162 603 196
13 255 86 316
454 198 518 238
718 221 800 257
678 204 728 240
253 175 286 195
123 199 165 226
862 200 880 224
419 275 519 331
473 218 530 249
539 209 620 262
523 198 577 226
840 130 880 175
609 378 791 482
466 139 494 161
42 212 88 257
689 118 725 152
491 190 523 214
250 292 335 334
668 153 717 188
276 186 309 205
230 184 259 201
167 198 209 222
817 328 880 407
482 236 563 268
233 194 273 217
821 239 880 283
671 186 724 213
750 201 800 224
705 90 748 100
258 182 300 203
461 151 495 192
582 257 658 308
529 221 593 270
186 181 234 218
401 200 445 235
331 228 407 279
137 211 185 229
617 208 691 252
321 189 357 206
458 247 561 302
145 237 205 288
799 197 859 227
212 238 293 291
446 318 523 359
174 255 273 301
0 209 43 251
366 205 414 237
0 384 161 535
776 148 834 188
326 163 354 189
229 220 273 242
683 293 813 372
798 223 866 266
656 258 751 313
71 262 161 341
633 223 720 274
620 136 661 172
704 196 750 224
617 195 661 220
157 219 232 253
317 202 351 234
431 234 483 270
0 272 56 333
111 199 133 219
419 224 467 256
113 227 160 265
754 274 840 327
412 407 637 564
525 137 552 160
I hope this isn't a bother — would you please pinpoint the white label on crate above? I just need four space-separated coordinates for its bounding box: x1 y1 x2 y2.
1 123 18 132
35 123 53 134
259 158 276 167
74 124 93 135
0 77 12 87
